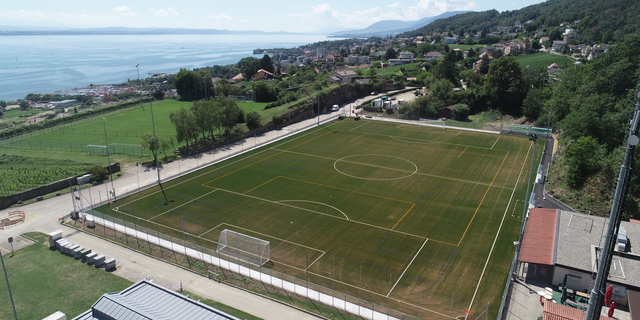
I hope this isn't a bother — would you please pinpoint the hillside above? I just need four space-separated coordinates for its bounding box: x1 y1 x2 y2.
400 0 640 43
329 11 468 38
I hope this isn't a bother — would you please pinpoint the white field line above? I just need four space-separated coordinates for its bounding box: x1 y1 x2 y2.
306 252 326 271
457 131 462 136
200 222 225 237
352 128 496 150
491 136 501 149
116 121 340 208
148 189 219 221
349 121 370 132
216 187 426 240
276 200 349 220
465 140 533 318
272 148 514 191
387 238 429 297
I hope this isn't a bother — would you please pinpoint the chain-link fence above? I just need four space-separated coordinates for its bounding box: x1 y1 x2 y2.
356 110 515 133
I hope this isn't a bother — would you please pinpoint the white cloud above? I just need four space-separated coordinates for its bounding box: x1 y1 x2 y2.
112 6 137 17
154 7 179 17
209 13 233 21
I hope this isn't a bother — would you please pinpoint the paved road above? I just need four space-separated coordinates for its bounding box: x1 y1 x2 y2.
0 111 352 320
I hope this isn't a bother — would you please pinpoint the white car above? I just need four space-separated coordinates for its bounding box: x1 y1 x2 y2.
331 105 339 111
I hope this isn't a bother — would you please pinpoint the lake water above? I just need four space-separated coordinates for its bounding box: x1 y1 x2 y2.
0 34 331 101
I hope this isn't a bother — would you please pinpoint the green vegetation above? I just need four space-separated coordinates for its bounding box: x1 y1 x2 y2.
515 52 574 70
0 155 91 197
92 120 541 319
0 232 133 320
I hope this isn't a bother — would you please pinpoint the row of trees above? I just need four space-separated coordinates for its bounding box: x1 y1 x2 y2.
167 97 261 149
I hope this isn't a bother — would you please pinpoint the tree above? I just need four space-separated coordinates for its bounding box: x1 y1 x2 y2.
0 100 6 110
153 89 165 100
19 100 30 110
260 54 275 73
88 165 109 183
191 99 217 140
253 81 276 102
139 132 161 163
246 111 262 130
430 78 455 108
549 29 562 42
483 56 527 114
174 69 200 101
564 136 603 188
170 107 198 148
453 104 470 121
238 57 261 80
217 97 244 135
521 88 544 119
385 48 397 60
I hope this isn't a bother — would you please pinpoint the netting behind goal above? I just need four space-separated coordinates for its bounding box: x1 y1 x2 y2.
109 143 143 157
217 229 270 266
85 144 107 156
508 124 551 136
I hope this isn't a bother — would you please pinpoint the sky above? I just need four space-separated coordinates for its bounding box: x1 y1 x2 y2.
0 0 547 33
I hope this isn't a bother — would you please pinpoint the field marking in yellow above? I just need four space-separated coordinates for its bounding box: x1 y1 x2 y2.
457 146 469 158
147 189 219 221
349 132 368 143
0 246 9 253
279 176 415 205
387 238 429 297
271 148 514 191
202 130 334 187
456 151 511 247
390 203 416 230
466 138 534 316
243 176 280 194
114 121 340 208
305 251 326 271
199 222 225 237
209 186 426 240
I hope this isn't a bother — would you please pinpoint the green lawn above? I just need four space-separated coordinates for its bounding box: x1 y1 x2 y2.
0 233 133 320
92 119 542 319
0 99 270 165
515 52 575 70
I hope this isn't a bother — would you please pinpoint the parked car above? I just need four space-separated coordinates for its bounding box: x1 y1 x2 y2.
331 105 339 111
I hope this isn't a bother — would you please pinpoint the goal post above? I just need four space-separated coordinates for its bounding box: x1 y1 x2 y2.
217 229 270 266
85 144 107 156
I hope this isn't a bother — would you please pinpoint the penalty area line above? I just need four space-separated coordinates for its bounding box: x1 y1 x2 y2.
305 251 326 271
387 238 429 297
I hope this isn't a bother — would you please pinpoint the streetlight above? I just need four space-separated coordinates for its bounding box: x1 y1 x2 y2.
102 118 115 202
136 64 144 111
0 252 18 320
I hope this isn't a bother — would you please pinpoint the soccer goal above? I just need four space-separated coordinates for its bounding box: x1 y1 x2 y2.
217 229 270 266
109 143 143 157
85 144 108 156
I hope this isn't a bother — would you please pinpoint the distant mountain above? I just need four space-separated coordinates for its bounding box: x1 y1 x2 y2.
328 11 469 38
0 26 300 36
398 0 640 43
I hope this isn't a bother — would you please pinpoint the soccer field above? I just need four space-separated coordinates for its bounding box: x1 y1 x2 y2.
94 118 540 319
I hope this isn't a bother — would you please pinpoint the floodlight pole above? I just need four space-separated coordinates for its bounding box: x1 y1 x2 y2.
547 76 557 138
0 250 19 320
586 92 640 320
136 64 144 110
150 97 168 204
102 118 115 202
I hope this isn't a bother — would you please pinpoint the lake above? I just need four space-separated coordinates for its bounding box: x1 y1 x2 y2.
0 33 332 101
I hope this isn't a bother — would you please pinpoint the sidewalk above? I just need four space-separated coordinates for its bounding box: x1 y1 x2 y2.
0 111 348 320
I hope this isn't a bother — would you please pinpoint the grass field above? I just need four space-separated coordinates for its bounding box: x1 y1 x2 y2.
93 118 541 319
515 52 575 70
0 233 133 320
0 99 270 165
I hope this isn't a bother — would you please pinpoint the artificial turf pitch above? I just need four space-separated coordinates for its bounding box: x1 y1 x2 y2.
94 119 539 319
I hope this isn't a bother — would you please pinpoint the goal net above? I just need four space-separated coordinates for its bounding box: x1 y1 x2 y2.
85 144 107 156
109 143 143 157
217 229 270 266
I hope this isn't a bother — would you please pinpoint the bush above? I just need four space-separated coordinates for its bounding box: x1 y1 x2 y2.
88 165 109 183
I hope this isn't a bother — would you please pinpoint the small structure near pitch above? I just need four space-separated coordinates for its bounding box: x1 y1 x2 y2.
1 210 25 229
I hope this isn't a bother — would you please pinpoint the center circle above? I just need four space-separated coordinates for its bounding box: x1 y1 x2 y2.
334 154 418 180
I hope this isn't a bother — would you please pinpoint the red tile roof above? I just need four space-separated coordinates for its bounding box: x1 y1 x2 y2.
543 302 614 320
519 208 559 265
